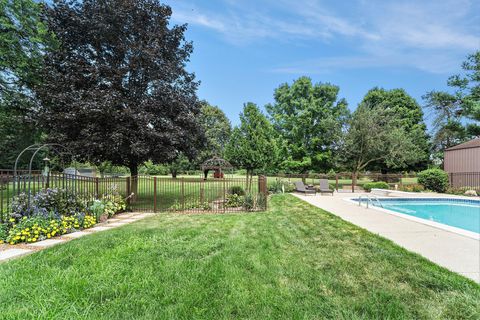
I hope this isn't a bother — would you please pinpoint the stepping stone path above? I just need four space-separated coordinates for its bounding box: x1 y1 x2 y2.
0 212 155 262
117 218 137 223
27 239 64 248
0 248 33 262
106 222 128 228
62 231 90 239
86 226 113 232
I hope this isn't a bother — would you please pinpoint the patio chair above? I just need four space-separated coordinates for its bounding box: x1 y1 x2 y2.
318 179 334 195
294 181 316 195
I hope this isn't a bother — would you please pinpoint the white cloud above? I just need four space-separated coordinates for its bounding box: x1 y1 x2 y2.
165 0 480 74
367 0 480 51
166 0 378 44
269 50 463 75
173 10 227 33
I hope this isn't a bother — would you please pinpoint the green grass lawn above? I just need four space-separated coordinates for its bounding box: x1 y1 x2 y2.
0 194 478 319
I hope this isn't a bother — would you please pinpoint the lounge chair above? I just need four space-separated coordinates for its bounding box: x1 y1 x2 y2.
294 181 316 195
318 179 334 195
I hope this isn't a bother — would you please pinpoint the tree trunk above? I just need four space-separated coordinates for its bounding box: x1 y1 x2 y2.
171 169 177 179
129 162 138 200
247 169 253 192
352 171 357 193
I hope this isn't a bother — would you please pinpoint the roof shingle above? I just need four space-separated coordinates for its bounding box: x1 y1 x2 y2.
445 138 480 151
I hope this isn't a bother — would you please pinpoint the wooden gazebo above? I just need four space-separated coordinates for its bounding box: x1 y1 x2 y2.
201 156 232 180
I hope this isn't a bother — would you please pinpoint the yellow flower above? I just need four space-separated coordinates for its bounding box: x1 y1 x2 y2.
9 218 15 222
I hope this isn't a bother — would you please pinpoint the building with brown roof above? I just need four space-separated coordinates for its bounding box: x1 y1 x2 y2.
444 138 480 188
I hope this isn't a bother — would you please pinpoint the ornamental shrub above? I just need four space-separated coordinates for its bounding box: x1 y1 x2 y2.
363 182 390 192
242 193 255 211
268 179 294 194
83 215 97 228
0 223 8 243
399 184 425 192
327 169 336 180
5 213 96 245
139 161 170 175
256 193 267 210
6 216 63 244
225 194 243 208
417 169 449 193
10 188 88 221
89 200 106 222
242 193 266 211
228 186 245 196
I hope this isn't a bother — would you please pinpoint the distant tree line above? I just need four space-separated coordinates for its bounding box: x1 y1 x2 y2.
1 0 479 177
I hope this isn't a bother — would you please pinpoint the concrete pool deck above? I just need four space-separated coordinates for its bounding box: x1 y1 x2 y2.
293 192 480 283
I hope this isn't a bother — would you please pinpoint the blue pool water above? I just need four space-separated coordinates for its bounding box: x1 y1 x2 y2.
353 198 480 234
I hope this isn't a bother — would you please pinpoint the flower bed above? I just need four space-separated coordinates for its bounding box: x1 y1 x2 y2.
0 188 126 245
167 187 267 212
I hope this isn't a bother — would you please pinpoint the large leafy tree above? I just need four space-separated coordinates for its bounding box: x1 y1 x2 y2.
0 0 54 168
449 51 480 125
360 88 430 171
423 91 467 159
266 77 349 173
197 102 232 163
225 103 278 188
341 104 419 180
423 50 480 161
35 0 203 179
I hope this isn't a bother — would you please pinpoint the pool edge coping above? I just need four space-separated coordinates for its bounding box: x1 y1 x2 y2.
344 197 480 240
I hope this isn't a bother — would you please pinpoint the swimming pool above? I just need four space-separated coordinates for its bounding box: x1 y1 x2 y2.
351 197 480 236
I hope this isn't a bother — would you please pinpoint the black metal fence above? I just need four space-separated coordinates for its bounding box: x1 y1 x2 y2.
0 171 268 221
274 172 418 192
127 175 267 212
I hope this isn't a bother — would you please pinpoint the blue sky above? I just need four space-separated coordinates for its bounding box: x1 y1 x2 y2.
162 0 480 127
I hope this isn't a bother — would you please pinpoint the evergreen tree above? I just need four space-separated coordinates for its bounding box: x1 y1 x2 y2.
225 103 278 189
423 50 480 162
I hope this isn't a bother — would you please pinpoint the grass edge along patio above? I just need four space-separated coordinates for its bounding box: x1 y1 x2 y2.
0 195 479 319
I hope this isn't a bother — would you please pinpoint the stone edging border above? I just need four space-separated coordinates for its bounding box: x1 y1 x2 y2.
0 212 155 263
